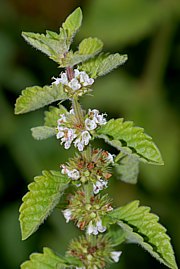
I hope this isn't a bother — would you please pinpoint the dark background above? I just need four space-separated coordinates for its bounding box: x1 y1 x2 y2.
0 0 180 268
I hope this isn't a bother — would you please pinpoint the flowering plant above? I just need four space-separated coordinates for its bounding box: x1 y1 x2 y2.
15 8 178 269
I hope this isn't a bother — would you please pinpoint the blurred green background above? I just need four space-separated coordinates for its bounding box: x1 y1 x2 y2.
0 0 180 268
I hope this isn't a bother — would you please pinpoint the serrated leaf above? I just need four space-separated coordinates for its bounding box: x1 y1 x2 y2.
115 155 139 184
21 247 82 269
19 170 70 240
31 126 56 140
97 119 164 165
15 83 68 114
97 53 128 76
62 7 82 46
108 201 178 269
79 53 127 78
44 105 67 127
22 30 68 63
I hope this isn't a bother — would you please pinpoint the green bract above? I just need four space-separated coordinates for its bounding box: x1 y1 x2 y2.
15 7 177 269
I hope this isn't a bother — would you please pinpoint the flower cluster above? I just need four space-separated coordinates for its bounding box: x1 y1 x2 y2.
66 234 122 269
56 109 107 151
61 148 115 194
52 69 94 97
62 191 113 235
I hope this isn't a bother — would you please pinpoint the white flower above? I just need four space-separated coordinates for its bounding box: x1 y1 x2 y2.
93 178 108 194
67 169 80 180
52 72 68 85
74 69 80 77
68 78 81 90
87 221 98 235
86 219 106 235
74 131 91 151
56 127 65 139
96 114 107 125
79 71 94 86
111 251 122 263
85 118 97 131
96 219 106 233
61 164 69 175
62 209 72 223
88 109 107 126
106 152 115 164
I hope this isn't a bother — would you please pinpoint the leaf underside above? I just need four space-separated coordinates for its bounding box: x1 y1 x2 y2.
114 155 139 184
97 118 164 165
31 126 56 140
108 201 178 269
19 170 69 240
15 83 68 114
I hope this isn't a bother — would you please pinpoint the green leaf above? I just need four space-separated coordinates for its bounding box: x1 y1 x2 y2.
21 247 82 269
107 225 126 247
31 126 56 140
97 53 128 76
97 119 164 165
115 155 139 184
44 105 67 127
63 37 103 66
108 201 178 269
79 53 127 78
62 7 83 46
19 170 70 240
78 37 103 56
15 83 68 114
22 30 68 63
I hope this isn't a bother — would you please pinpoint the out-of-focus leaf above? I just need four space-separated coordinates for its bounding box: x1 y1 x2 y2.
107 201 178 269
115 155 139 184
31 126 56 140
81 0 176 46
15 83 68 114
19 170 69 240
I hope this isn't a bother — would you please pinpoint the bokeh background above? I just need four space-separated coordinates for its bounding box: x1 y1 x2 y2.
0 0 180 268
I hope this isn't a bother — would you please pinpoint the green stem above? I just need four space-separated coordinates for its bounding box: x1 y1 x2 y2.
72 97 84 125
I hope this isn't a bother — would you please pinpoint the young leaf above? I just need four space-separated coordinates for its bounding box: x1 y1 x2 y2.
97 119 164 165
15 83 68 114
79 53 127 78
114 155 139 184
63 37 103 67
44 105 67 127
108 201 178 269
21 247 82 269
22 31 68 63
31 126 56 140
62 7 83 46
78 37 103 56
19 170 70 240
